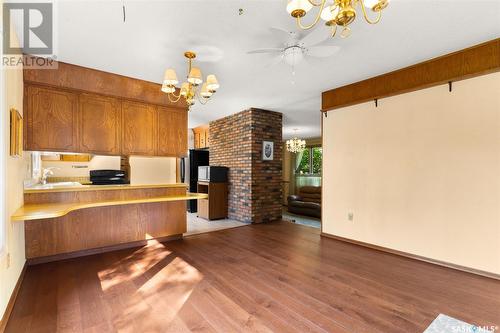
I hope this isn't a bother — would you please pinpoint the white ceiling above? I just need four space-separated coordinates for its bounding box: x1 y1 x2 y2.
16 0 500 139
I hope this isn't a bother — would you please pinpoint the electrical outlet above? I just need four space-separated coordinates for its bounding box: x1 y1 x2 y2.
348 212 354 222
6 253 11 269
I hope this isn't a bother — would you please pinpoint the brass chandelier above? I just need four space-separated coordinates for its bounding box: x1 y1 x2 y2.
161 51 219 109
286 0 389 38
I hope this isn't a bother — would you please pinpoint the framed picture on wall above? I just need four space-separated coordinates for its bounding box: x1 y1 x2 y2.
10 108 22 157
262 141 274 161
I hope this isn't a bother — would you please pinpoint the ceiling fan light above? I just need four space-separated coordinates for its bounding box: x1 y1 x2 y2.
187 67 203 85
161 83 176 94
321 5 339 22
286 0 313 17
206 74 220 91
163 68 178 85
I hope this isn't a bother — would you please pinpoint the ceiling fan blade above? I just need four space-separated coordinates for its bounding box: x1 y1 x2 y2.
247 48 283 54
269 26 292 36
265 55 284 68
306 45 340 58
298 26 330 48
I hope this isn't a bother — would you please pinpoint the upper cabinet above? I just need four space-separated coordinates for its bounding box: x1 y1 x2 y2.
24 84 188 157
193 125 209 149
25 85 78 152
121 101 157 156
157 107 188 157
79 93 121 155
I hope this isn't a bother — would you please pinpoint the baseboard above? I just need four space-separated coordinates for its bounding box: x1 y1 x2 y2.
0 263 27 333
320 232 500 281
27 234 183 265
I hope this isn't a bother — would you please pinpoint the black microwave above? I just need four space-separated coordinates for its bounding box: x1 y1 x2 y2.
198 166 228 183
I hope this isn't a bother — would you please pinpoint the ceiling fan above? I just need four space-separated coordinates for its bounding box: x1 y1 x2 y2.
247 27 340 68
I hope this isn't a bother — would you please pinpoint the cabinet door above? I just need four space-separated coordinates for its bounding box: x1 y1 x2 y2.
204 129 210 148
25 85 78 152
194 132 200 149
199 130 206 148
121 101 157 155
79 94 121 155
157 107 187 156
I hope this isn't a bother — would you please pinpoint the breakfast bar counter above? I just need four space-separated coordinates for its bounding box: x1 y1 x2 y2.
16 183 202 263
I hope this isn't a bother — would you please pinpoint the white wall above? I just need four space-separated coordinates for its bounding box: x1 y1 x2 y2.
42 155 121 177
0 25 28 319
129 156 176 185
322 72 500 275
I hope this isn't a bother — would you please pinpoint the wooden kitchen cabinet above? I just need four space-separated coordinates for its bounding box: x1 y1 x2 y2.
157 107 188 157
25 85 78 152
193 125 209 149
24 84 188 156
79 93 121 155
121 101 157 156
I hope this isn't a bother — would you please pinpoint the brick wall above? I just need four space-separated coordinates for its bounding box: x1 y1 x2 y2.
209 108 282 223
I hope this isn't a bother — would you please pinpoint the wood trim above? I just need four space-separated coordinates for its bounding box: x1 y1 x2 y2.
26 234 183 265
12 193 207 221
24 59 187 109
322 38 500 111
0 263 26 333
320 232 500 281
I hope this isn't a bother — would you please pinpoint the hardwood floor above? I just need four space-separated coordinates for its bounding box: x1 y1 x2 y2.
6 221 500 332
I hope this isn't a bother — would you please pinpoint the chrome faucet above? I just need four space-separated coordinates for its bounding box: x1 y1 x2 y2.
41 167 59 185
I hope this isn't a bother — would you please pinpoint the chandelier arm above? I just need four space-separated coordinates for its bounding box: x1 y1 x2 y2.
167 92 182 103
169 89 181 98
331 24 337 38
194 89 210 105
359 0 382 24
296 0 326 30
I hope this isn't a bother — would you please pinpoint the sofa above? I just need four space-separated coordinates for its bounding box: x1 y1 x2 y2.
287 186 321 218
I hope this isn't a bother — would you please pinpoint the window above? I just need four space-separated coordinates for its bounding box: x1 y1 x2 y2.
296 146 322 175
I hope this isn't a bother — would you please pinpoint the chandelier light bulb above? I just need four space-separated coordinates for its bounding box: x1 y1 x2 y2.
286 0 313 17
188 67 203 86
161 83 175 94
200 83 212 98
321 5 339 22
287 0 388 38
163 68 178 85
206 74 220 91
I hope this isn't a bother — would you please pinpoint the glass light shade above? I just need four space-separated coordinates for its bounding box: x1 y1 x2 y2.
200 83 212 98
286 0 313 14
161 83 175 94
321 5 339 21
187 67 203 85
206 74 219 91
283 46 303 66
180 82 189 97
163 68 178 85
363 0 380 10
